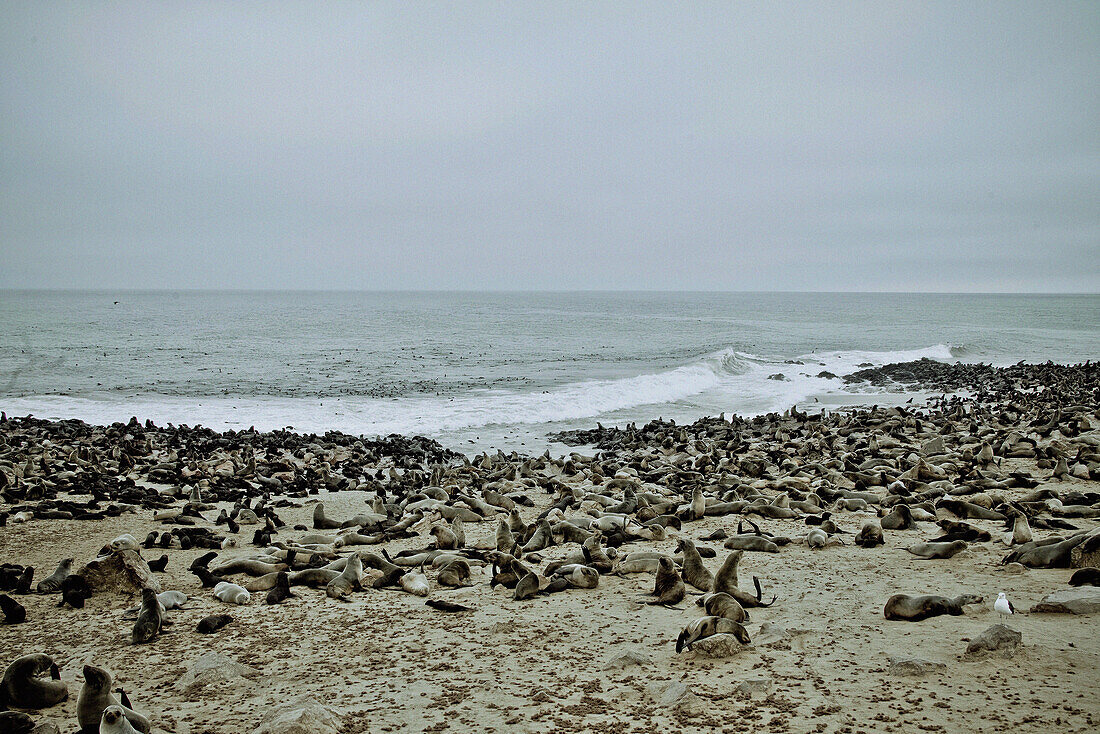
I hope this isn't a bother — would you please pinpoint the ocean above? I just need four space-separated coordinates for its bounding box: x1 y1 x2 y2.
0 291 1096 455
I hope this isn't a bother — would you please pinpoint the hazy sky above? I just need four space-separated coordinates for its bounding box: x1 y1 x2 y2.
1 2 1097 291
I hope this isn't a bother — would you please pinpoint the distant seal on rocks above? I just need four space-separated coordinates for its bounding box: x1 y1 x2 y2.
77 665 150 733
0 653 67 708
35 558 73 594
131 588 165 644
100 705 143 734
883 593 983 621
906 540 968 559
675 539 714 591
675 616 750 653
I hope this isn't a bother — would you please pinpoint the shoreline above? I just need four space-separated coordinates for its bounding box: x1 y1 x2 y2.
1 358 1098 733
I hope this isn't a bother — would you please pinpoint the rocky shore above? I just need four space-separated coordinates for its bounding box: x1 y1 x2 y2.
1 358 1098 733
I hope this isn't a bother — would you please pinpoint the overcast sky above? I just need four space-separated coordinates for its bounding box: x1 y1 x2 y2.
1 2 1097 292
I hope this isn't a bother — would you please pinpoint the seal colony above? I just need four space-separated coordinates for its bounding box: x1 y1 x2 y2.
0 358 1098 732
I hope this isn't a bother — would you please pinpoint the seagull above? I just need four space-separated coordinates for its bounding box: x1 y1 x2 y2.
995 592 1015 620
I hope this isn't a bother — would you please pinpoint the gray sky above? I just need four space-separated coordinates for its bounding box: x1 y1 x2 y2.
1 2 1097 292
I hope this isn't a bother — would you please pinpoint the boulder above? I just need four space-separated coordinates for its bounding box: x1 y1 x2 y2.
689 633 748 658
1030 587 1100 614
1070 541 1100 569
603 650 651 670
253 696 343 734
887 656 947 676
79 550 160 594
651 682 703 713
175 652 259 693
965 624 1021 655
737 678 773 697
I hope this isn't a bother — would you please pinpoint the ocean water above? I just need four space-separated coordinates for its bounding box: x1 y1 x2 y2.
0 291 1097 454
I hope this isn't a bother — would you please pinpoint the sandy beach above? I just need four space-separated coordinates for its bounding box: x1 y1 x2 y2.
1 359 1099 734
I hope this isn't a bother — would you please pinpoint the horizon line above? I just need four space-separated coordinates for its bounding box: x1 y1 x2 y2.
0 287 1097 296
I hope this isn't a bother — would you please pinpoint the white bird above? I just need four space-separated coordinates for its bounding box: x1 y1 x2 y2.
995 592 1015 620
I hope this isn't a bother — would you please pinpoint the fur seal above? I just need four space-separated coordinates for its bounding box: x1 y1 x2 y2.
213 582 251 605
883 593 983 621
854 522 884 547
0 711 34 733
326 554 362 599
513 570 540 601
35 558 73 594
399 567 430 597
0 653 67 708
711 551 742 595
1002 534 1088 568
77 665 150 733
0 593 26 624
313 502 341 530
196 614 232 633
100 705 143 734
146 555 169 573
674 539 714 591
906 540 968 559
265 573 294 604
436 559 473 587
879 505 914 530
675 616 750 652
1069 568 1100 586
644 556 685 606
131 588 165 643
696 591 749 623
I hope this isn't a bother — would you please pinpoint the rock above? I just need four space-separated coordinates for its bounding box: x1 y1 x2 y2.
1030 587 1100 614
921 436 946 456
1001 562 1028 574
965 624 1022 655
79 550 160 594
755 622 790 647
887 656 947 676
253 696 343 734
737 678 773 696
767 373 788 381
175 652 259 693
651 682 703 713
689 633 748 658
604 650 651 670
816 371 838 379
31 724 62 734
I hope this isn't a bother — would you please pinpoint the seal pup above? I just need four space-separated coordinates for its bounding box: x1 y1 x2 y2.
265 572 294 605
146 555 169 573
0 593 26 624
675 616 750 653
0 653 68 708
399 566 430 597
883 593 983 621
436 559 473 587
1069 568 1100 586
59 574 93 609
642 556 685 606
854 522 884 547
213 582 250 605
196 614 232 633
77 665 150 733
100 705 143 734
14 566 33 594
131 588 166 644
906 540 968 559
674 539 714 592
35 558 73 594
